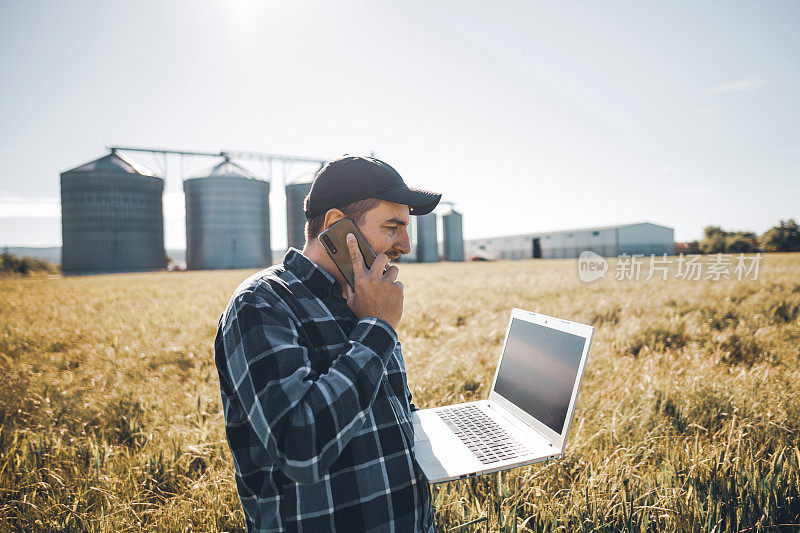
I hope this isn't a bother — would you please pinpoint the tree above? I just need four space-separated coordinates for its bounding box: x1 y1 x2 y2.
0 251 58 275
760 219 800 252
699 226 758 254
699 226 728 253
726 234 757 253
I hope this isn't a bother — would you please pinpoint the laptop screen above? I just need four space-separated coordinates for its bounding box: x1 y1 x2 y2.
493 318 587 434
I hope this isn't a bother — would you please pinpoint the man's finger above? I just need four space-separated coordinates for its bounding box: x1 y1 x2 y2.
383 264 399 283
346 234 367 274
344 283 355 303
372 253 390 277
394 280 404 293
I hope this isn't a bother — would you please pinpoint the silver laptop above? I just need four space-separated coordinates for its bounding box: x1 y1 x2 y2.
412 308 594 483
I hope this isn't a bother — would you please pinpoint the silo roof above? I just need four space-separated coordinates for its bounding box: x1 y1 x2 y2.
192 159 259 180
64 152 158 176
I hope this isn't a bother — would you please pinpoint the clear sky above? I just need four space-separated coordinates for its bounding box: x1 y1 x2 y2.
1 0 798 250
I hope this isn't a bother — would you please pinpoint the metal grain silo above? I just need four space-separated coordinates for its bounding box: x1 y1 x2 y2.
60 151 166 273
285 177 313 251
415 212 439 262
184 158 271 270
442 209 464 261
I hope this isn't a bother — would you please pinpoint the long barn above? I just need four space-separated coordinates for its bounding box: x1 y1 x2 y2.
465 222 675 260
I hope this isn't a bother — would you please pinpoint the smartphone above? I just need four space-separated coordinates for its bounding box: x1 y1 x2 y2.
319 218 377 289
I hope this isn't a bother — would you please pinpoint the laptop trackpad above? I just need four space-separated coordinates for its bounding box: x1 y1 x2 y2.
412 409 482 480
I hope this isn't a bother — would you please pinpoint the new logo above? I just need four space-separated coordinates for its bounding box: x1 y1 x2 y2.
578 251 608 283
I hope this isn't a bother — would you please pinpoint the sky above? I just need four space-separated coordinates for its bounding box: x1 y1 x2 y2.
1 0 798 250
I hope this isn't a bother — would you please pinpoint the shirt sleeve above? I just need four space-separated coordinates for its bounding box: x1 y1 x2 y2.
406 385 418 411
221 295 397 484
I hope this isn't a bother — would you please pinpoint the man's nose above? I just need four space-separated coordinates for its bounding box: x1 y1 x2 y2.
395 228 411 255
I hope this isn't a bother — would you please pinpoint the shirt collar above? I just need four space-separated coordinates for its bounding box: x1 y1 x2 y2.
283 248 344 298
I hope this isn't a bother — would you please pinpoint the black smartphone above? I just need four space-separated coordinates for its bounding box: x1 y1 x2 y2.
319 218 377 289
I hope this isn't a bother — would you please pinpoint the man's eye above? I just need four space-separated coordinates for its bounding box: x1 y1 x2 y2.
387 226 398 231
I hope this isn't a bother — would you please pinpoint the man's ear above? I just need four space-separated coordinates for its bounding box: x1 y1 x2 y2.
322 209 346 231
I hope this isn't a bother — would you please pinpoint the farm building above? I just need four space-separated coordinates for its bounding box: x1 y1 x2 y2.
442 208 465 262
285 176 313 251
465 222 674 260
60 151 166 273
184 158 271 270
415 212 439 262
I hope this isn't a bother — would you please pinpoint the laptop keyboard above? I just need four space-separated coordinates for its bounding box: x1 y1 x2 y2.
436 405 530 465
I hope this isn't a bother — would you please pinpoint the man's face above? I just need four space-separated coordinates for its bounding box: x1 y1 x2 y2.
357 200 411 262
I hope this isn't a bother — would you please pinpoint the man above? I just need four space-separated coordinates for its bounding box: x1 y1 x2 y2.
215 155 441 532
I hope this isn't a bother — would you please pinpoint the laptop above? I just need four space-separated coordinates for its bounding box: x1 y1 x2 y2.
411 308 594 483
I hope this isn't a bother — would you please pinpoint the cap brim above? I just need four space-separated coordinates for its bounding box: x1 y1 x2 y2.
375 186 442 216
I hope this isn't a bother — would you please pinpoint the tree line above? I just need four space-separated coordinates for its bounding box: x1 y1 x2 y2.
0 250 60 275
697 219 800 254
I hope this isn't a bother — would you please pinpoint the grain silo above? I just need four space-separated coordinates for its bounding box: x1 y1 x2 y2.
442 209 464 261
415 212 439 262
60 151 166 273
285 177 313 251
184 158 271 270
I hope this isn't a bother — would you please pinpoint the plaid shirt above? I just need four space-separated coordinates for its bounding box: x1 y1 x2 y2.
215 249 433 532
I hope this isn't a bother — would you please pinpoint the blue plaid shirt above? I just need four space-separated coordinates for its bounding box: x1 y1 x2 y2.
215 249 433 532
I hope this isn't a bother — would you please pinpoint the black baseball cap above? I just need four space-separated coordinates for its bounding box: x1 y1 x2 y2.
304 155 441 220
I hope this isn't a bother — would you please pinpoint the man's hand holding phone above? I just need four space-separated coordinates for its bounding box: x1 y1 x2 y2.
344 233 404 331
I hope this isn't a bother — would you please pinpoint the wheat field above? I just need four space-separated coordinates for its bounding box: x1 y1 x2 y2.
1 254 799 531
